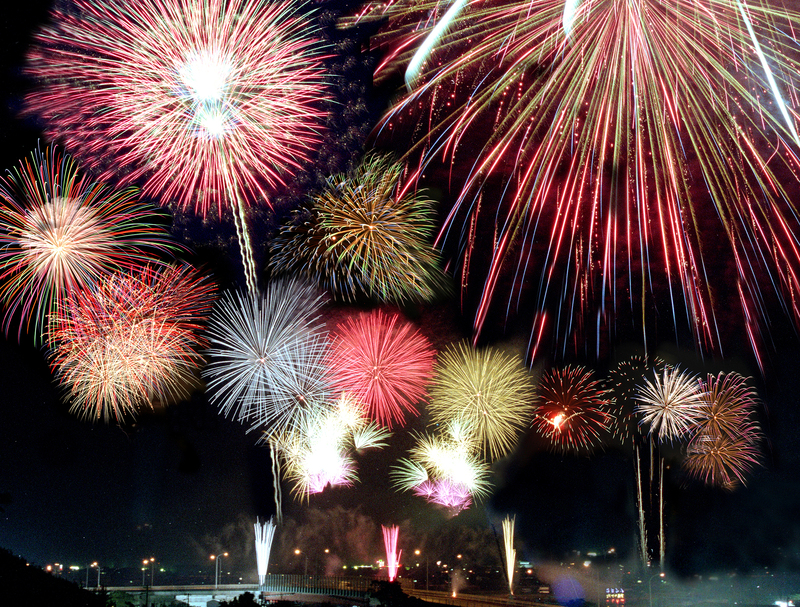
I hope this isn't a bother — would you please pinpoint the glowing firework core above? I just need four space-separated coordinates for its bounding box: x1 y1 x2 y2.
21 198 100 269
179 51 232 103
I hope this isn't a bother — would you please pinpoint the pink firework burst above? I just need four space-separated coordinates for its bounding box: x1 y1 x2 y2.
412 479 472 516
0 146 174 341
326 310 436 428
531 366 613 453
25 0 331 217
48 263 216 423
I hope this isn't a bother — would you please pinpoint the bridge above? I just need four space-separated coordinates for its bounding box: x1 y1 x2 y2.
106 574 402 606
106 575 560 607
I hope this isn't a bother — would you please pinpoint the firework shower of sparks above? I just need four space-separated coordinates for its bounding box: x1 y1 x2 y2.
270 153 446 304
381 525 401 582
531 365 613 453
502 515 515 594
204 280 330 439
363 0 800 366
26 0 332 295
428 341 534 461
48 263 216 423
255 518 277 590
326 309 436 428
0 146 174 341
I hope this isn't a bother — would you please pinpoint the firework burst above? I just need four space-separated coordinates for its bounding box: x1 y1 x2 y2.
360 0 800 365
608 355 666 446
326 309 436 428
428 341 534 461
683 372 763 489
683 434 762 490
271 393 391 498
636 366 705 442
204 280 330 438
0 147 173 341
26 0 330 217
392 419 491 515
531 366 612 453
48 263 216 423
270 153 446 304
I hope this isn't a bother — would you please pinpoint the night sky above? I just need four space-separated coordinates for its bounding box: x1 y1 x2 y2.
1 0 800 599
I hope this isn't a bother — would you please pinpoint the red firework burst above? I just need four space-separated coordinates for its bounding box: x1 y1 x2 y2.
531 366 613 453
25 0 330 216
326 310 436 428
48 263 216 423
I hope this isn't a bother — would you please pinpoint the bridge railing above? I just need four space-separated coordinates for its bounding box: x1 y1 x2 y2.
261 574 412 598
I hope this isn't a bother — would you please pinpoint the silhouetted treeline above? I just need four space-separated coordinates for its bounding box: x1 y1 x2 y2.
0 547 107 607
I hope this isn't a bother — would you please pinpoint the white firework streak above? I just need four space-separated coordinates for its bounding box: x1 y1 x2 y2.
254 517 277 589
204 279 329 438
635 366 705 442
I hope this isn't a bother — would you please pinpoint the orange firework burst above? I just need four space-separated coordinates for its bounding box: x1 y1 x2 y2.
48 263 216 423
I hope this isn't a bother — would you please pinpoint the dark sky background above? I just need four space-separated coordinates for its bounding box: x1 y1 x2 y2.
1 0 800 600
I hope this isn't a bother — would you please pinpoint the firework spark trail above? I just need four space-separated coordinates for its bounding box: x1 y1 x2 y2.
363 0 800 363
48 263 216 423
204 280 330 439
382 525 401 582
0 147 174 342
531 365 613 453
326 310 436 428
255 518 277 590
428 342 534 461
502 515 515 594
405 0 469 91
26 0 332 296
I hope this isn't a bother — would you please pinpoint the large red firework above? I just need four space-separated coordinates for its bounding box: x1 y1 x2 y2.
48 263 216 423
25 0 330 217
531 365 613 453
326 310 436 428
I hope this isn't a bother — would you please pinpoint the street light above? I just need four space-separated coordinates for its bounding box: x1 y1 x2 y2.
211 552 228 591
143 558 155 586
414 550 429 591
86 562 98 588
294 549 308 576
649 572 665 607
